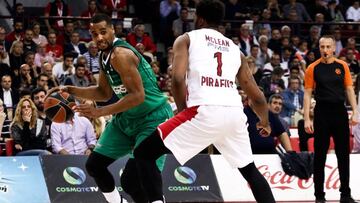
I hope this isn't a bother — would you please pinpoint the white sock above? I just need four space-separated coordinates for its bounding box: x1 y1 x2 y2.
151 201 163 203
102 187 121 203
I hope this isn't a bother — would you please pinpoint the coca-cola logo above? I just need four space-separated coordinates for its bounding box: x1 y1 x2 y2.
257 164 340 190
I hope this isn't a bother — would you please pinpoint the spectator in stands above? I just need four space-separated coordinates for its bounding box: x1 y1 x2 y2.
346 0 360 22
81 0 99 19
314 13 328 35
11 98 50 155
35 73 49 91
135 43 153 63
307 25 321 50
239 23 258 56
35 43 55 68
22 29 37 54
263 53 285 77
114 22 127 39
126 24 157 55
19 88 31 100
0 44 9 66
298 98 315 151
268 28 282 54
224 0 251 20
159 0 181 47
18 64 34 90
260 66 285 99
51 112 97 155
64 31 88 58
31 88 52 149
0 99 11 141
31 22 48 46
0 75 19 120
101 0 127 19
246 55 262 83
339 37 360 61
41 62 59 89
9 41 24 74
333 28 345 56
249 44 265 70
344 49 360 74
269 93 291 135
172 7 194 38
283 0 312 22
83 41 100 82
257 35 273 67
57 21 75 45
281 76 304 125
64 63 90 87
267 0 283 21
280 25 292 39
44 0 71 32
5 20 24 42
0 26 11 52
24 51 39 78
52 52 75 84
305 50 316 65
46 31 63 62
13 3 28 29
327 0 345 23
245 96 293 154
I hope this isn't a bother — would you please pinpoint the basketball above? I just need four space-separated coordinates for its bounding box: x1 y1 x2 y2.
44 91 76 123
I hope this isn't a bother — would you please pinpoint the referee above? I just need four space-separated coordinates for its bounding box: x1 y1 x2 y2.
304 35 358 203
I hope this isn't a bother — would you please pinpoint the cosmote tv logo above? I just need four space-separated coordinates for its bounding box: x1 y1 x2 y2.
169 166 210 192
56 167 99 193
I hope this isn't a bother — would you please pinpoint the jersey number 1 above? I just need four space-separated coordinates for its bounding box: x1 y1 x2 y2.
214 52 222 76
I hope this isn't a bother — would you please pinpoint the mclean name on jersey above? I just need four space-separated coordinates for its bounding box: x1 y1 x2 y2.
205 35 230 52
201 76 234 88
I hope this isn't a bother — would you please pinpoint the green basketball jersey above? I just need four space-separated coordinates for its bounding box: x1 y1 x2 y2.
100 38 167 119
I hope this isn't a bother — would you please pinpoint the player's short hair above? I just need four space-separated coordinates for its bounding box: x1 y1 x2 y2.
91 13 112 26
196 0 225 26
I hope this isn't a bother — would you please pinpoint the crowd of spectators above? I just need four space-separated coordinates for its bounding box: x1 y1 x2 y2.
1 0 360 156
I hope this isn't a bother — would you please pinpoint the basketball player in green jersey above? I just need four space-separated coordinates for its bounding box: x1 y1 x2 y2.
48 14 172 203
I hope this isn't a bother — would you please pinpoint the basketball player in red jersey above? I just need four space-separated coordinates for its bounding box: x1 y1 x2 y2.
135 0 276 202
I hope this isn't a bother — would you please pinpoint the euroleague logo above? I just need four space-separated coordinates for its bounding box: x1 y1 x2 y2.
63 167 86 185
174 166 197 184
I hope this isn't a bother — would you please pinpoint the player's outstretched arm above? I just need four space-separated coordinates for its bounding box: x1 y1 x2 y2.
171 34 189 112
237 53 270 136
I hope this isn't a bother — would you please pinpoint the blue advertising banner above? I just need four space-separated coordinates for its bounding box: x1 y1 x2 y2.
0 156 50 203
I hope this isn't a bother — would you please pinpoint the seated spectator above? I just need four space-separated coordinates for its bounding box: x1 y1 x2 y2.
11 98 50 155
35 73 49 91
41 62 59 89
18 64 34 91
0 26 11 52
64 63 90 87
31 22 48 46
31 88 52 151
83 41 100 82
22 29 37 54
339 37 360 61
344 48 360 74
51 112 97 155
52 52 75 84
150 61 166 89
282 0 312 22
281 76 304 126
64 31 88 58
259 66 285 99
0 44 10 66
269 94 291 136
46 30 63 62
24 51 39 78
56 21 75 45
172 7 194 38
135 43 152 63
126 24 157 55
34 43 55 68
9 40 25 73
239 23 258 56
5 20 24 42
0 98 11 140
101 0 127 19
0 75 20 115
44 0 71 32
346 0 360 22
81 0 98 19
263 53 286 77
244 95 293 154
